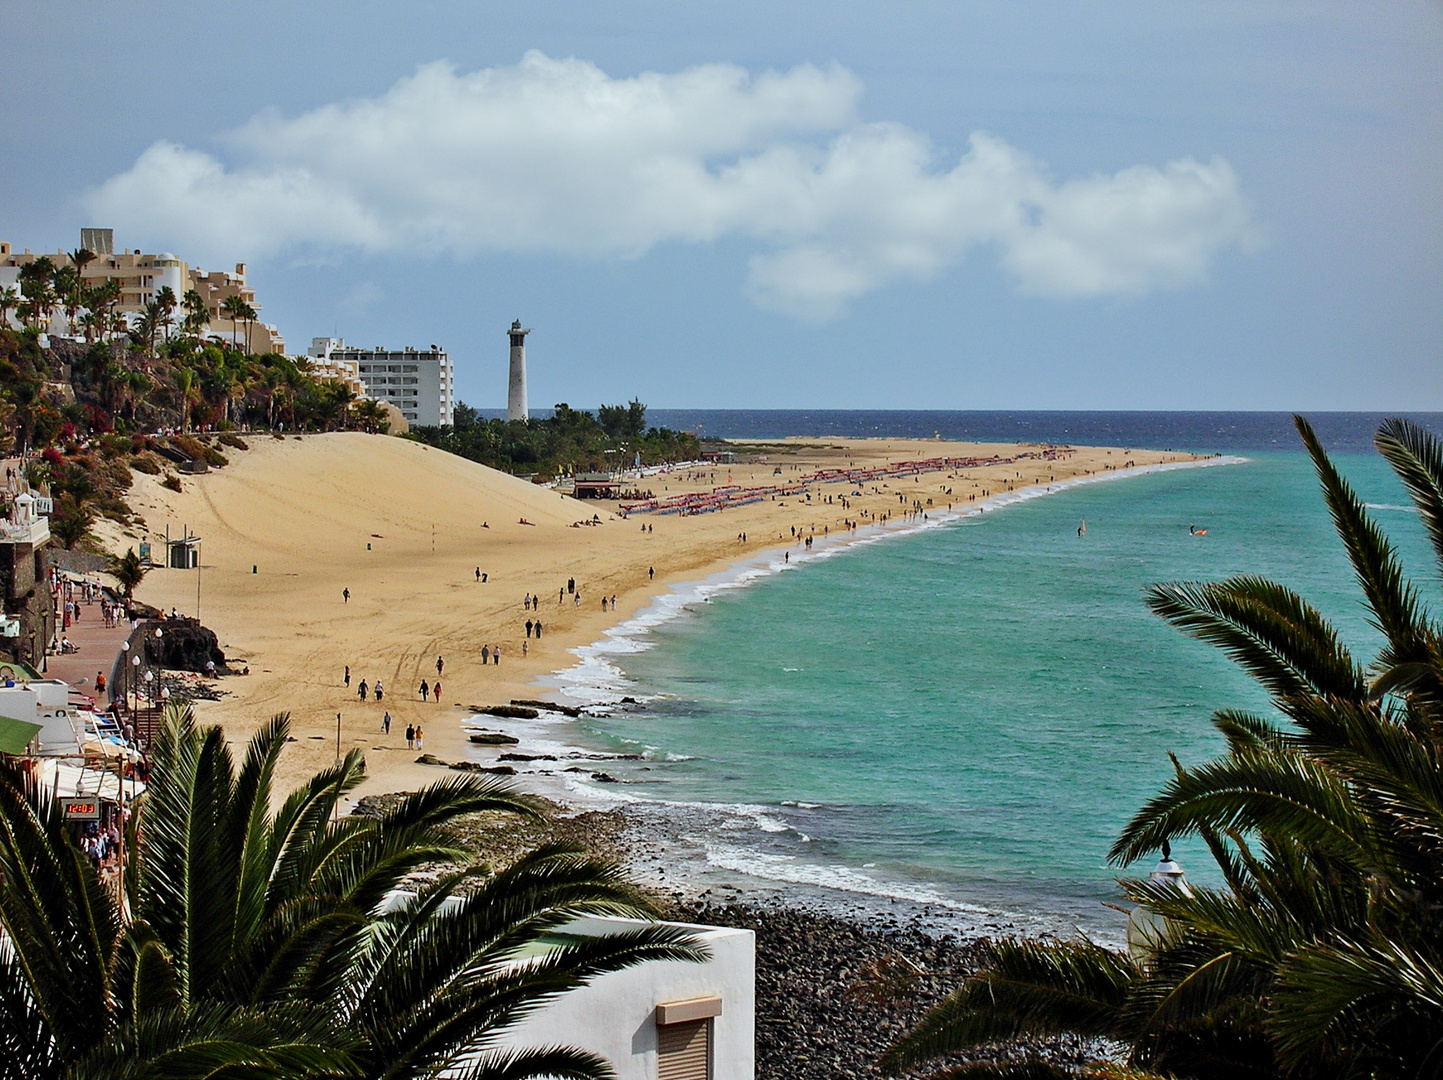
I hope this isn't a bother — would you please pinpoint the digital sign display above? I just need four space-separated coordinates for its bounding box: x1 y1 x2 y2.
60 798 101 821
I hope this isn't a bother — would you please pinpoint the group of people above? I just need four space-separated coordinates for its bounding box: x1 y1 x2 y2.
345 666 387 702
78 818 122 870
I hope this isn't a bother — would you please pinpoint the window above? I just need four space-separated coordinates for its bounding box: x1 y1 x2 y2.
403 377 417 384
403 364 417 372
655 997 719 1080
657 1020 710 1080
359 365 371 372
388 365 401 372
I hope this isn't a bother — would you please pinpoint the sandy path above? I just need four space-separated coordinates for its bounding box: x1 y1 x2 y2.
93 432 1199 802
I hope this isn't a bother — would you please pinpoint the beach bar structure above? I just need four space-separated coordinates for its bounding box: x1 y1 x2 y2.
572 472 624 499
493 916 754 1080
164 527 201 569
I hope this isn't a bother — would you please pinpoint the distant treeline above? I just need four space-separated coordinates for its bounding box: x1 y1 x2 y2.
408 400 700 478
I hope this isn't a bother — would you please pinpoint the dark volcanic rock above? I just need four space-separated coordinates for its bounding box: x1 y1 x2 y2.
151 618 226 673
511 698 583 717
468 732 519 745
478 704 539 719
449 762 516 775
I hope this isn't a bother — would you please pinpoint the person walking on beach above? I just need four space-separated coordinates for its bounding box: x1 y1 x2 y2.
559 588 565 604
420 680 429 702
491 647 499 666
358 678 368 701
374 680 384 702
415 725 424 750
406 723 415 750
567 577 575 594
611 594 617 610
344 665 351 688
526 619 533 638
436 655 444 677
482 644 490 664
343 588 350 604
432 680 441 700
534 620 543 639
475 567 481 582
522 640 528 657
383 711 391 734
648 566 654 580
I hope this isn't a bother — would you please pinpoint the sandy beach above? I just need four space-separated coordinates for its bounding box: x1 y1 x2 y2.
96 432 1202 800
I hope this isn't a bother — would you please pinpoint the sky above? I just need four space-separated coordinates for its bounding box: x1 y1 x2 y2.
3 2 1440 411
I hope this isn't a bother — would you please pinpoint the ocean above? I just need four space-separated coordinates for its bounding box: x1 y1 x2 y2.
489 412 1443 939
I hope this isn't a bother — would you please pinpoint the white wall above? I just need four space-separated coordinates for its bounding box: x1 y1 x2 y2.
492 916 755 1080
0 683 75 751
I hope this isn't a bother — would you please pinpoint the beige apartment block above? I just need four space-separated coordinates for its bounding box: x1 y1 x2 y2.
0 229 285 353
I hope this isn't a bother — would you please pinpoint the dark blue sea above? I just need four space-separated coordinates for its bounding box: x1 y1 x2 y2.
475 408 1443 455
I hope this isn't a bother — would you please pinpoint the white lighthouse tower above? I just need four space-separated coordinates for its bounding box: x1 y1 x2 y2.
507 320 531 421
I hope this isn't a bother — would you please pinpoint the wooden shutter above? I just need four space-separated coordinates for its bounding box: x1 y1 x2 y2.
657 1017 710 1080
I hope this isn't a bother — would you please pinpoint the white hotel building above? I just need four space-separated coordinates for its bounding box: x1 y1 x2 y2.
308 338 454 427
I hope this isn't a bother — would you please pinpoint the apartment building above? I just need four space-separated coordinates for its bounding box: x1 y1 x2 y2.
0 229 286 353
308 338 454 427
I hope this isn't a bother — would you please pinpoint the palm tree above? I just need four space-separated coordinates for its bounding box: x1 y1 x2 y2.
17 258 56 329
220 295 247 351
175 368 199 432
47 495 92 549
883 415 1443 1080
350 398 390 434
130 302 163 368
51 266 80 335
155 285 177 343
111 547 148 600
0 286 18 329
69 247 96 281
0 707 706 1079
240 301 257 354
64 248 95 332
181 288 208 343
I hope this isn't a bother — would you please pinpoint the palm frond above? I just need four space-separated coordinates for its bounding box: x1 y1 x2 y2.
1109 749 1378 872
1375 417 1443 576
1295 414 1430 673
881 939 1136 1075
1270 934 1443 1072
1145 577 1363 702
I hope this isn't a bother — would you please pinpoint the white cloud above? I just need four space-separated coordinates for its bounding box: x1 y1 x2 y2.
84 51 1255 319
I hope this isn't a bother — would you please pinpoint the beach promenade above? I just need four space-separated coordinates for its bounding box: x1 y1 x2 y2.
42 589 127 707
96 432 1200 801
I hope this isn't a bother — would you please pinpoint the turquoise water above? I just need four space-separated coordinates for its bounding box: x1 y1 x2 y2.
548 452 1435 931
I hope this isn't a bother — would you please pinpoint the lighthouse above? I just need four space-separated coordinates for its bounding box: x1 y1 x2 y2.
507 320 531 421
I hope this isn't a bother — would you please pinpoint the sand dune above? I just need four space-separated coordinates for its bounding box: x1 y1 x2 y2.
101 431 1196 801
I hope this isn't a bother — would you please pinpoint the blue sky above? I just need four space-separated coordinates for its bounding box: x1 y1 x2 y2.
3 2 1440 411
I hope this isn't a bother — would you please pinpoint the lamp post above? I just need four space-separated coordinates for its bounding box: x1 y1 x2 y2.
1126 840 1189 960
130 654 141 722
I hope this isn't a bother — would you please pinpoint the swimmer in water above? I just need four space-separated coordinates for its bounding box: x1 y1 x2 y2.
1190 524 1208 536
